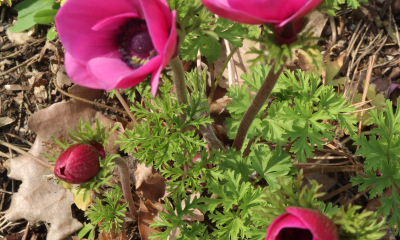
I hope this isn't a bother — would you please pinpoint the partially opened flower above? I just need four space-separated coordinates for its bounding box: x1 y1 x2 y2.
266 207 339 240
56 0 177 96
54 144 102 184
200 0 323 45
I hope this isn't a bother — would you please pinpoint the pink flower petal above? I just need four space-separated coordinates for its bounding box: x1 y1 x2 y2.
201 0 323 26
200 0 269 24
228 0 308 22
266 213 309 240
87 56 162 90
391 83 399 94
92 13 140 32
140 0 173 54
64 52 104 89
278 0 324 27
56 0 139 64
285 207 339 240
150 10 178 97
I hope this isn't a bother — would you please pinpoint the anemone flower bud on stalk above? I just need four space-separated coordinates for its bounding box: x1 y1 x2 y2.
54 144 101 184
90 141 106 159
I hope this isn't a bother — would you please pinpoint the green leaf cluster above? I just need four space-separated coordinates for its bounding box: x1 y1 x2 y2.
351 99 400 234
225 66 357 162
180 15 248 63
323 0 368 15
150 197 209 240
334 204 386 240
9 0 59 38
117 72 214 199
201 170 266 240
219 145 293 191
43 118 119 163
78 185 128 240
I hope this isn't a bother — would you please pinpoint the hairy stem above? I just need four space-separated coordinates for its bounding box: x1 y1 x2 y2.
199 124 225 152
112 157 138 219
232 57 286 151
0 140 51 169
169 56 188 124
169 56 224 151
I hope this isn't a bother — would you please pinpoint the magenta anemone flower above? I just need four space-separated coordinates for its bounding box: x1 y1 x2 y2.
265 207 339 240
200 0 323 45
55 0 177 96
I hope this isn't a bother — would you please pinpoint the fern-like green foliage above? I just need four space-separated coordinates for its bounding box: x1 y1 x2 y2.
79 185 128 240
201 170 266 240
225 66 357 162
117 72 216 199
351 99 400 234
150 197 209 240
167 0 247 63
219 144 294 190
181 17 247 63
323 0 368 15
335 204 386 240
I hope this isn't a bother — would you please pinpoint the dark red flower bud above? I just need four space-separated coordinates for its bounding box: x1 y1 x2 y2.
90 141 106 159
54 144 101 184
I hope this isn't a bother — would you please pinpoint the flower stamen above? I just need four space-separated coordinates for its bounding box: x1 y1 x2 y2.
117 19 158 69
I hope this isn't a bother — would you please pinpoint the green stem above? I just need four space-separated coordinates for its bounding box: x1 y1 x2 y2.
169 56 224 151
169 56 188 124
199 124 225 152
231 57 286 152
112 157 138 219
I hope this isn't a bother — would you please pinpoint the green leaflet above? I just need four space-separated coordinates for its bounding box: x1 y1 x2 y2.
351 99 400 234
9 0 59 32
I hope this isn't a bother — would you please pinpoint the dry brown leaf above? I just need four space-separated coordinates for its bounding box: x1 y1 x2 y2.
33 85 47 103
71 237 86 240
302 11 329 39
145 199 165 213
214 39 257 88
3 86 113 240
6 29 34 45
56 65 73 88
98 231 127 240
137 179 166 203
0 59 12 70
0 117 15 128
167 228 180 240
138 199 161 240
134 163 163 188
4 85 31 91
180 193 204 222
135 163 166 202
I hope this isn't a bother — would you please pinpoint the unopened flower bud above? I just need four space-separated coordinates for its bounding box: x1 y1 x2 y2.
90 141 106 159
54 144 101 184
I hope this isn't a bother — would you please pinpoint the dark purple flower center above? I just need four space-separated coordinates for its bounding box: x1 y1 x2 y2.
117 19 158 69
278 228 313 240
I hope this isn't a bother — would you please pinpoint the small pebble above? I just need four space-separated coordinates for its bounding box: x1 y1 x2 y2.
348 24 356 31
